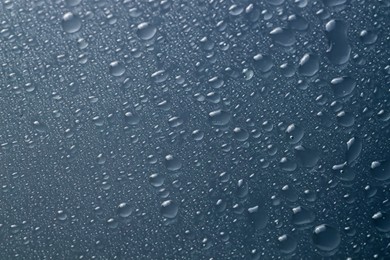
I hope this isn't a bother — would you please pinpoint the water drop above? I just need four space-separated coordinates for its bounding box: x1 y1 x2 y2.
32 120 48 133
192 130 204 141
370 160 390 181
57 210 68 222
248 206 268 229
233 127 249 142
359 30 378 45
117 203 133 218
65 0 81 6
149 173 165 187
294 145 320 167
312 224 341 251
228 5 244 16
61 12 81 33
325 20 351 65
298 54 320 77
253 54 274 73
346 137 362 164
336 111 355 127
292 206 315 226
285 124 304 144
281 185 298 202
278 234 297 254
165 155 182 171
237 179 249 198
269 27 296 47
109 61 125 77
372 212 390 233
288 14 309 31
266 0 285 5
137 22 157 40
160 200 179 218
124 111 140 125
208 109 231 126
330 76 356 98
279 157 297 172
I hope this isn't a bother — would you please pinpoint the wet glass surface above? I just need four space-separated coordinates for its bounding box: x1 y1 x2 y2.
0 0 389 259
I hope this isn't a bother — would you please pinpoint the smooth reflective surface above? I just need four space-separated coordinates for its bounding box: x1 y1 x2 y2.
0 0 389 259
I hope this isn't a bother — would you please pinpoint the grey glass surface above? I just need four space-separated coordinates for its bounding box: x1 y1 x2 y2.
0 0 389 259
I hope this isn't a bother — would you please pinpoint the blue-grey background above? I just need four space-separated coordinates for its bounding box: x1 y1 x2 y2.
0 0 389 259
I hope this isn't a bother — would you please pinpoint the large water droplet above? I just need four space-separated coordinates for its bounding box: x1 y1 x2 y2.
298 54 320 77
278 234 297 254
57 210 68 222
65 0 81 7
288 14 309 31
336 111 355 127
269 27 296 47
160 200 179 218
149 173 165 187
359 30 378 45
370 160 390 181
286 124 304 144
164 155 182 171
237 179 249 198
32 120 49 133
233 127 249 142
266 0 285 5
325 20 351 65
136 22 157 40
248 206 269 229
330 76 356 98
294 145 320 167
117 203 133 218
346 137 362 164
292 206 315 226
61 12 81 33
109 61 125 77
124 111 140 125
281 185 298 202
208 109 231 126
192 130 204 141
253 54 274 73
372 212 390 233
312 224 341 251
322 0 347 6
279 157 297 172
